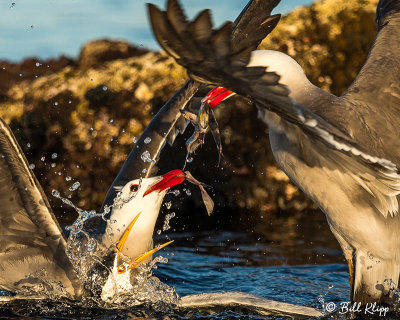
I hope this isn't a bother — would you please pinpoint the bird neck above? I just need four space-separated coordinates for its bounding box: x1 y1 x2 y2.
102 195 164 258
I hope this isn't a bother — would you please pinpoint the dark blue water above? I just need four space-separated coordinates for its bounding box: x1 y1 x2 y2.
156 231 349 307
0 211 356 319
0 0 314 61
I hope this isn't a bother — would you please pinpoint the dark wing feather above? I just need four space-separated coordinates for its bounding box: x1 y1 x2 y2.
188 10 213 43
102 0 283 211
149 0 400 176
376 0 400 28
0 119 82 298
232 0 281 51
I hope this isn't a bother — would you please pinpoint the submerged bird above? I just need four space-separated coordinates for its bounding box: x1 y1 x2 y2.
149 0 400 304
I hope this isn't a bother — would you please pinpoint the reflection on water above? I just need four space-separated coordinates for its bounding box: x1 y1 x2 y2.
0 210 355 319
155 210 349 310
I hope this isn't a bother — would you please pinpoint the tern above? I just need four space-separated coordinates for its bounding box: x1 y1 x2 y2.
0 116 186 298
149 0 400 304
0 0 272 300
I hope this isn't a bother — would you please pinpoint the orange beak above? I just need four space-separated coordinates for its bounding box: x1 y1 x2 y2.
143 169 185 197
202 86 235 109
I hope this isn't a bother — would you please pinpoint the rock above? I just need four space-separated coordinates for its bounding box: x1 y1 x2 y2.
78 39 149 69
0 0 378 230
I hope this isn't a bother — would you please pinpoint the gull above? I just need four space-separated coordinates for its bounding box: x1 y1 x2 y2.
149 0 400 304
0 116 186 298
0 0 271 299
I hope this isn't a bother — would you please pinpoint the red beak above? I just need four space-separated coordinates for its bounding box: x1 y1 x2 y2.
143 169 185 197
202 86 235 109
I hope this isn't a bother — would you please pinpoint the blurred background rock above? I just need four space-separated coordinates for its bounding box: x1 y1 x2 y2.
0 0 378 231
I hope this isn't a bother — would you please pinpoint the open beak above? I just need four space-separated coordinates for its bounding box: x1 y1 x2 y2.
202 86 235 109
116 212 174 274
143 169 185 197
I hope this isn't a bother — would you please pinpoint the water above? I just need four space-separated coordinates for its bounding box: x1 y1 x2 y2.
0 0 315 62
0 210 353 319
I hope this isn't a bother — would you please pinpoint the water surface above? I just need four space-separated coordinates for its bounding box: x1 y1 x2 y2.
0 211 354 319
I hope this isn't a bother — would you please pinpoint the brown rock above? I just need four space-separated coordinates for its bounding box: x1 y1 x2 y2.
78 39 148 69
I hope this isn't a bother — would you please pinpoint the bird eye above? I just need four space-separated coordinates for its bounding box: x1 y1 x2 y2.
130 184 139 192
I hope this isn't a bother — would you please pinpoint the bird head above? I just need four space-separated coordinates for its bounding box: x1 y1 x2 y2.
102 169 185 260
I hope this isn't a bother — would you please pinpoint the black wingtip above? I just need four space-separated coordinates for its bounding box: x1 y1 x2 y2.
376 0 400 29
188 9 213 43
167 0 189 34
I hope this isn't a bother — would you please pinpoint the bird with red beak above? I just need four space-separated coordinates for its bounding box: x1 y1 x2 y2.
101 169 213 273
101 169 185 265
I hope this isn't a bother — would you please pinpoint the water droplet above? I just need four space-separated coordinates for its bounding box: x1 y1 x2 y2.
52 189 60 197
51 163 56 168
40 156 45 161
185 189 191 196
172 190 180 196
86 238 97 252
102 86 108 91
73 219 83 231
141 150 153 163
142 168 147 174
144 137 151 144
165 201 172 209
19 73 23 77
157 230 161 235
10 2 15 9
69 181 80 191
187 157 193 163
51 153 57 159
66 176 71 181
132 137 137 143
35 62 40 67
29 164 35 170
110 119 113 123
27 143 31 148
54 102 58 106
68 100 72 104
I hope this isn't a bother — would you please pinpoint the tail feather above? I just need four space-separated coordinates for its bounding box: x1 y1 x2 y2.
353 250 400 304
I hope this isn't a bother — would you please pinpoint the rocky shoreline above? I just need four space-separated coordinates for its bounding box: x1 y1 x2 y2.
0 0 378 230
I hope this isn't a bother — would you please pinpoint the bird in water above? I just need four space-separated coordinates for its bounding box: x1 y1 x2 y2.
0 0 276 302
149 0 400 305
0 116 187 299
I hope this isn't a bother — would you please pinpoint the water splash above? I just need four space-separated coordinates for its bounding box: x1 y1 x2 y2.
69 181 80 191
163 212 175 232
50 187 179 308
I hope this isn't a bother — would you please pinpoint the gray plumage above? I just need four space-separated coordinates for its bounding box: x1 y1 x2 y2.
0 0 279 298
101 0 282 212
149 0 400 304
0 119 82 298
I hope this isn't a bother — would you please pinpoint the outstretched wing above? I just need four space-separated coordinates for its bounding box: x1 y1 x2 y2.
101 0 282 211
148 0 400 175
0 119 82 298
342 0 400 168
149 0 400 219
